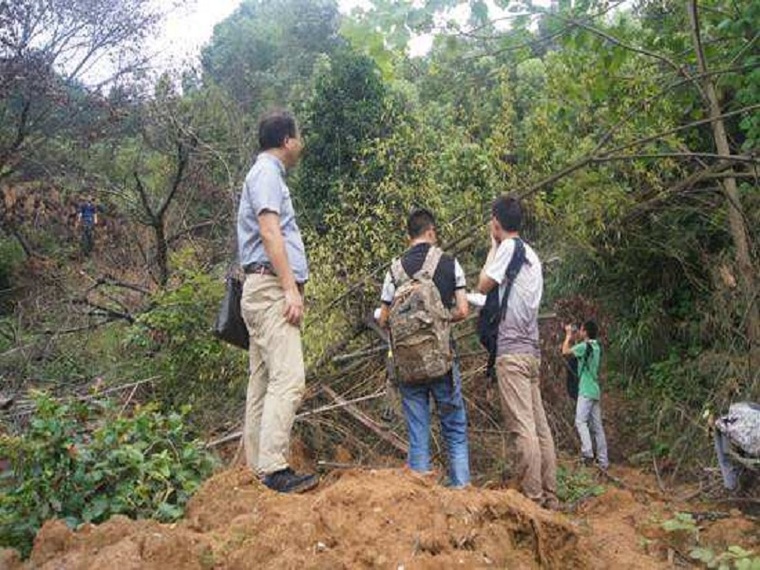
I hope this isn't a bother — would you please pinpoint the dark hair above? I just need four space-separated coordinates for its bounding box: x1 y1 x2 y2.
491 195 522 232
583 320 598 339
258 109 297 151
406 208 436 239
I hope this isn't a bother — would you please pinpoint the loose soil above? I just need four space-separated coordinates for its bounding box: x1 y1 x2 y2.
2 464 757 569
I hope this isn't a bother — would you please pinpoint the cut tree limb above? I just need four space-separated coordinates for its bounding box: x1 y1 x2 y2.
322 385 408 455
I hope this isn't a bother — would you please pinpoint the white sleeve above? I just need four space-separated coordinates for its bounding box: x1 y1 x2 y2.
485 239 515 285
454 259 466 289
380 271 395 305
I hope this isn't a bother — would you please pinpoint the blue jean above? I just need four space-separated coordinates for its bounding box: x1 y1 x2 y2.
398 357 470 487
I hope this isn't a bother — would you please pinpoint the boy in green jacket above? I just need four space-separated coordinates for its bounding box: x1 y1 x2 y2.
562 320 609 469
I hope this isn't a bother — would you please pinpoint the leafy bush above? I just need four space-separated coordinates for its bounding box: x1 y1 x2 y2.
691 546 760 570
556 465 605 504
128 250 247 427
661 513 760 569
0 392 217 557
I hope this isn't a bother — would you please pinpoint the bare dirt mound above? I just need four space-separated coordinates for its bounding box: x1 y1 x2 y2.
8 468 587 570
6 465 756 569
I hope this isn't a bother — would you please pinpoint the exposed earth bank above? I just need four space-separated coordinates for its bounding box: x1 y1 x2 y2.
2 465 758 569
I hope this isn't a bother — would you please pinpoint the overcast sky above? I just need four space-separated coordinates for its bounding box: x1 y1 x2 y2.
150 0 244 69
149 0 474 71
151 0 376 69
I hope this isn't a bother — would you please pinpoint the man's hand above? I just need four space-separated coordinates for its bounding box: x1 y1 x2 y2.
377 305 390 329
283 286 303 326
561 325 574 355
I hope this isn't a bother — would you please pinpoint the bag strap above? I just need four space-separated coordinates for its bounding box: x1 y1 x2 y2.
579 340 601 377
414 246 443 281
497 238 526 322
390 258 409 288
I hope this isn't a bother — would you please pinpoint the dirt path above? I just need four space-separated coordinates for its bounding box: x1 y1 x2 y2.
1 465 757 569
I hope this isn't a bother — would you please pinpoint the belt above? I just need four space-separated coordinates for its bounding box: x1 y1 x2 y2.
243 263 306 294
243 263 276 276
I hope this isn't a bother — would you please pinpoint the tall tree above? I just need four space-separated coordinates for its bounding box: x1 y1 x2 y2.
201 0 342 113
0 0 164 258
686 0 759 375
92 79 240 287
297 49 389 226
0 0 163 180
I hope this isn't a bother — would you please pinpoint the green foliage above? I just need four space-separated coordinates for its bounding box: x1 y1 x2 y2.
691 546 760 570
298 48 390 224
659 513 760 569
201 0 342 113
0 392 216 558
3 0 757 501
661 512 698 534
556 465 605 503
129 248 247 427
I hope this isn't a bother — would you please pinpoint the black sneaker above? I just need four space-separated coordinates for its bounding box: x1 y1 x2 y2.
263 467 319 494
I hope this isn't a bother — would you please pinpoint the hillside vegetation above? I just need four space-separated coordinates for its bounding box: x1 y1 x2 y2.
0 0 758 564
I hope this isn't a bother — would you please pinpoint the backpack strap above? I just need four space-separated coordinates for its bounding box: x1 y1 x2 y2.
497 238 526 322
582 341 593 367
390 257 409 288
414 246 443 281
579 340 601 377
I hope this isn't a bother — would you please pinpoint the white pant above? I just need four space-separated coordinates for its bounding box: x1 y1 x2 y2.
575 396 608 468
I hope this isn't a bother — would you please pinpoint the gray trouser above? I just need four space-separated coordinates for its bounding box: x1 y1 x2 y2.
575 395 609 468
714 431 739 490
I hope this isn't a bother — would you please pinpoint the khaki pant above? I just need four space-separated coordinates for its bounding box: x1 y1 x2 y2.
240 274 306 476
496 354 557 501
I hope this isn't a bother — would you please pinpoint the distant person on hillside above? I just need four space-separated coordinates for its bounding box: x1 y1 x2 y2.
377 208 471 488
477 195 558 509
75 196 98 256
562 320 609 470
237 109 317 494
713 402 760 491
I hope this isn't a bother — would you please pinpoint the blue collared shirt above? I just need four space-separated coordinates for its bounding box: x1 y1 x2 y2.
237 153 309 283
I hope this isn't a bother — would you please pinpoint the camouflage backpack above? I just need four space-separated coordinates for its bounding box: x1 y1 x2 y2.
388 246 452 383
716 402 760 457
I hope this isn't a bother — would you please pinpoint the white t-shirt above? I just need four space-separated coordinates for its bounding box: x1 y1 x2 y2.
485 238 543 356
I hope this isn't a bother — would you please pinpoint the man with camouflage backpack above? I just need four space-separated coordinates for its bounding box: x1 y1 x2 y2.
377 208 471 487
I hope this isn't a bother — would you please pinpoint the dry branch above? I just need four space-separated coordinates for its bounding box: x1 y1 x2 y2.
321 386 408 454
204 390 390 449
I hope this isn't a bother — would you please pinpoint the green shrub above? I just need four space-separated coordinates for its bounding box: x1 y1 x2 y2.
127 254 247 428
691 546 760 570
0 392 217 558
556 465 605 504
